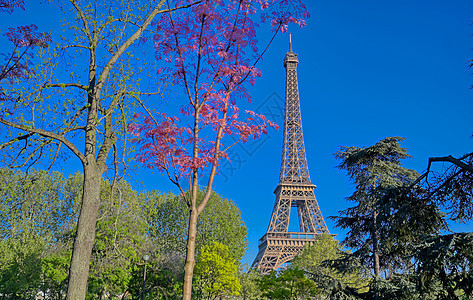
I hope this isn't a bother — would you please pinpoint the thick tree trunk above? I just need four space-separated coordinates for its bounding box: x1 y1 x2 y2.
182 208 199 300
66 162 103 300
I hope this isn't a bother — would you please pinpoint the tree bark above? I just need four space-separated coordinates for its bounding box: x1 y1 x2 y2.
372 210 381 278
66 162 103 299
182 207 199 300
371 210 381 300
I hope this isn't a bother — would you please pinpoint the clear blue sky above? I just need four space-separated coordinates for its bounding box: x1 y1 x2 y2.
2 1 473 265
215 0 473 264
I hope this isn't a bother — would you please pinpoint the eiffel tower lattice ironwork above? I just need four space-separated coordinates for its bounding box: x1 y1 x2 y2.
252 36 330 274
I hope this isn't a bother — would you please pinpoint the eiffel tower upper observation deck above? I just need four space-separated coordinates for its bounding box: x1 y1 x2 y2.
252 35 330 274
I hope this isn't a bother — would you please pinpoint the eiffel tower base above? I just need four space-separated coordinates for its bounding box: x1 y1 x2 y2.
252 232 323 274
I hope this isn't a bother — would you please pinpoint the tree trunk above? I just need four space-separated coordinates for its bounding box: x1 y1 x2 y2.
371 210 381 278
371 210 381 300
66 162 103 300
182 208 199 300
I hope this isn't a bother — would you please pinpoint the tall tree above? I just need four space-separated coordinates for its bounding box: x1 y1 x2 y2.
333 137 420 278
129 1 309 298
0 1 199 299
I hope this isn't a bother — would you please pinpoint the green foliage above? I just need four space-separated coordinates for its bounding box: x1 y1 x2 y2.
128 262 183 300
333 137 426 276
334 137 473 299
258 268 317 300
0 169 151 299
145 189 249 262
415 233 473 299
194 242 241 299
1 0 167 297
0 168 82 241
42 245 71 299
0 168 81 298
371 274 419 300
86 180 151 299
144 191 188 256
0 168 250 298
292 234 368 297
238 265 263 300
0 235 44 299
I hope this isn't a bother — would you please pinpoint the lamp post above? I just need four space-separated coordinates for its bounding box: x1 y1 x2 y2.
142 255 149 300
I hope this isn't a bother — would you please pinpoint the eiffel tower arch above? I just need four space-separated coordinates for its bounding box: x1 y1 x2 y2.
252 35 330 274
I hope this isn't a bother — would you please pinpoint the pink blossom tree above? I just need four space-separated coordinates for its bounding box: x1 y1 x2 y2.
128 0 309 298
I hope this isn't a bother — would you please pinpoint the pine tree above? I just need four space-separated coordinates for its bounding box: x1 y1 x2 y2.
333 137 420 278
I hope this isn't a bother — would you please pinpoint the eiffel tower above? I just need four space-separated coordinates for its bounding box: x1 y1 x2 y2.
252 35 330 274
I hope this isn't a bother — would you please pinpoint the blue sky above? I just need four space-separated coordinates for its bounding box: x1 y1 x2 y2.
2 1 473 265
216 0 473 263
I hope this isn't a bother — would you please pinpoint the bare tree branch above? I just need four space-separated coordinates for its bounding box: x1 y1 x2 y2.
427 154 473 174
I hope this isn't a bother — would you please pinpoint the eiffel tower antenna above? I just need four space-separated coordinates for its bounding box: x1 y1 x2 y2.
252 35 330 274
289 32 292 51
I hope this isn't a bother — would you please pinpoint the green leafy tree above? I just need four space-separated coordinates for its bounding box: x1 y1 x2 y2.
0 168 81 298
0 235 44 299
258 268 317 300
128 262 183 300
145 189 249 262
39 177 154 300
194 242 241 299
122 188 249 299
393 152 473 300
0 168 154 299
237 265 263 300
332 137 461 299
366 152 473 300
291 234 368 297
0 170 249 299
42 244 72 300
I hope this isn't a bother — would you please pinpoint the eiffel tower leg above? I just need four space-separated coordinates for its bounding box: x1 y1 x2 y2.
267 189 291 233
307 199 329 234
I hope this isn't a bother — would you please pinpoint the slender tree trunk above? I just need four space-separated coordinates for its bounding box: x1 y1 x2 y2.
371 210 381 277
66 162 103 300
371 210 381 300
182 207 199 300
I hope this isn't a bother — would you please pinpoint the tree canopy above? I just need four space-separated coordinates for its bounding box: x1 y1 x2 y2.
0 168 249 299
